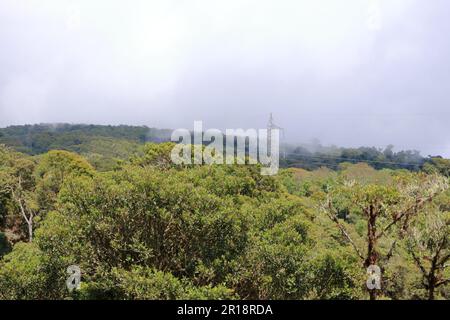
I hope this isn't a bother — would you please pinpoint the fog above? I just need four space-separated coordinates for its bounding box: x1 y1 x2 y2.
0 0 449 156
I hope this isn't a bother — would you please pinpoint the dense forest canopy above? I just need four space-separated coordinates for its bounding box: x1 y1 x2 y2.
0 126 449 300
0 124 172 171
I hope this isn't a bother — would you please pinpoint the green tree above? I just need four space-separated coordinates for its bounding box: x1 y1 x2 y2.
323 173 448 299
406 192 450 299
34 150 94 212
0 242 66 299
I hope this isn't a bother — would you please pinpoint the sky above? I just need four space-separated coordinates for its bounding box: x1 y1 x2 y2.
0 0 449 156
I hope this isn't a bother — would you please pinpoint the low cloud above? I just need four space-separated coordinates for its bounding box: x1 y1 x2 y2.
0 0 448 156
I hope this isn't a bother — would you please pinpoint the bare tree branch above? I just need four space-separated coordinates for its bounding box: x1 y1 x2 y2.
436 279 450 287
376 197 432 240
324 197 365 261
410 248 428 277
439 254 450 267
386 240 397 261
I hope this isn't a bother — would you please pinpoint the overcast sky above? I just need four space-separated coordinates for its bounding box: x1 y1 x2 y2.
0 0 449 156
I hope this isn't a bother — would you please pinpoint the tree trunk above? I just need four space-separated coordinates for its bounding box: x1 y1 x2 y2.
428 274 435 300
366 205 379 300
27 218 33 242
428 286 435 300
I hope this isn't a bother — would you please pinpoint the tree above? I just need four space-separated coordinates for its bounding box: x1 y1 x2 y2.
33 163 351 300
34 150 94 212
0 145 39 242
132 143 177 169
36 165 253 297
2 158 37 242
406 192 450 299
0 242 66 299
423 157 450 177
323 173 448 299
78 267 235 300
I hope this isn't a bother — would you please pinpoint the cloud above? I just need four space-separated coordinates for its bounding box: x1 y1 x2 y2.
0 0 448 156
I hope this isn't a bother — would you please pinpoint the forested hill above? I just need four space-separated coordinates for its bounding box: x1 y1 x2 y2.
282 143 427 171
0 124 172 154
0 123 440 171
0 124 172 171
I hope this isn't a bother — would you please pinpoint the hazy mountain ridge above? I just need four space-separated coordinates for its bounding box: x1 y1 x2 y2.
0 123 445 171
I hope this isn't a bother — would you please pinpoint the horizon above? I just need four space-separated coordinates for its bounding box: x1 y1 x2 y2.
0 121 444 158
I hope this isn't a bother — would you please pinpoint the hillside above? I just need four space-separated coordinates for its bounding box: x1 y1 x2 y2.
0 124 437 172
0 124 172 171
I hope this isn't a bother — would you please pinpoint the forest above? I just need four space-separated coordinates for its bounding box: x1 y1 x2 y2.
0 124 433 171
0 125 449 300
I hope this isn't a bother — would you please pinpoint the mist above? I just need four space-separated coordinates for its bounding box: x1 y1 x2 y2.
0 0 449 157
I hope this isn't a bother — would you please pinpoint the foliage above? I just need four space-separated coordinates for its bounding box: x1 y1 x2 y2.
0 139 448 300
423 157 450 177
0 124 434 171
283 143 427 171
0 242 66 299
78 267 236 300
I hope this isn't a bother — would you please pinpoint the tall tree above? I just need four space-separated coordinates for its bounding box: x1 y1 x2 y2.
323 173 448 299
3 158 37 242
406 193 449 300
